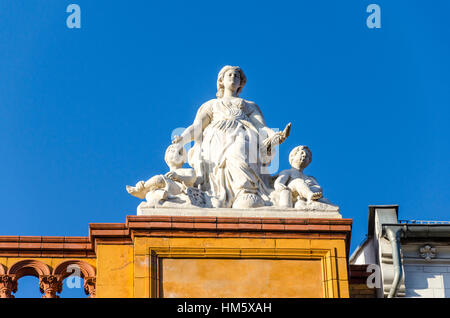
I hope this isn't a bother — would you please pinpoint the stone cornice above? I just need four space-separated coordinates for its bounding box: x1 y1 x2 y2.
0 215 352 258
0 236 94 258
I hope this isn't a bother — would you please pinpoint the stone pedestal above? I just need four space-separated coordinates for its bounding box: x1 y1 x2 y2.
124 211 352 298
138 206 342 219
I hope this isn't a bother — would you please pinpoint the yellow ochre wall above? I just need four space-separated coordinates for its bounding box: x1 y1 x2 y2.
0 237 349 298
95 244 134 298
124 236 349 298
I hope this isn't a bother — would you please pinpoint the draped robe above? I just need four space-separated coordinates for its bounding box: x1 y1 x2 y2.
187 98 273 208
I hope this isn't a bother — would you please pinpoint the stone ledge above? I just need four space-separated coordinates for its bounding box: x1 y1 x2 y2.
137 207 342 219
126 215 352 255
0 214 352 258
0 236 95 258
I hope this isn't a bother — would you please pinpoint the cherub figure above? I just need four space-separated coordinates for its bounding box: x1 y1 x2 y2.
126 144 197 207
274 146 323 207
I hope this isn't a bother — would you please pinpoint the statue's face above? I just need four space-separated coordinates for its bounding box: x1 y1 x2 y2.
292 149 309 170
165 146 185 167
223 69 241 92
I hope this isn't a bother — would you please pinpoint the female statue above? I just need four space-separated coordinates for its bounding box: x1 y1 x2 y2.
172 66 291 208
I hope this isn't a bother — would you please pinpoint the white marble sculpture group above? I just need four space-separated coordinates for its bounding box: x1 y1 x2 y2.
127 66 336 211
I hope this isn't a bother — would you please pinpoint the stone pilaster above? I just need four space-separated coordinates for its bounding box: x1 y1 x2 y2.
0 275 17 298
84 277 96 298
39 275 62 298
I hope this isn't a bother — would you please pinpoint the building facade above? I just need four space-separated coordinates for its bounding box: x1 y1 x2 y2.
350 205 450 298
0 215 352 298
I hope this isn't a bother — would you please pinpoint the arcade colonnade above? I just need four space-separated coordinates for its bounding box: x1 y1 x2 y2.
0 259 96 298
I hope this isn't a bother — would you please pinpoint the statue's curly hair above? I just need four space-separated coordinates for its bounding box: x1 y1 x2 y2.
289 146 312 169
216 65 247 98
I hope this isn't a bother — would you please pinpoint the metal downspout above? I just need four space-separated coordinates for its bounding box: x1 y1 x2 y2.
384 226 403 298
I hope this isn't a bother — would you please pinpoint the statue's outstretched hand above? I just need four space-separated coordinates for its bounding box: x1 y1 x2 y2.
279 122 291 144
263 122 292 149
172 135 182 144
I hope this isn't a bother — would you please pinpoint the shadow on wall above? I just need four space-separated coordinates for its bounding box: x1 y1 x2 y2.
404 266 450 298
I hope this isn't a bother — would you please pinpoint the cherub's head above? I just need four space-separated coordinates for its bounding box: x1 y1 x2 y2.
289 146 312 170
146 175 166 191
164 144 187 169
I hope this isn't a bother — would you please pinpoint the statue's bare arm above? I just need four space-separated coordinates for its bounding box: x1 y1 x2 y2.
247 101 291 147
246 101 275 137
274 169 292 191
165 168 197 187
173 101 213 145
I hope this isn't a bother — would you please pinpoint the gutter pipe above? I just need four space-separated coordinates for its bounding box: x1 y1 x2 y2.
384 226 403 298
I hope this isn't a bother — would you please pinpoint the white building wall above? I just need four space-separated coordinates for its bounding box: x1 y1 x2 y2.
403 243 450 298
351 238 376 265
349 206 450 298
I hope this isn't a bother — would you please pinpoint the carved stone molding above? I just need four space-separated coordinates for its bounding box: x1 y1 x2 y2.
8 259 51 278
53 260 96 279
84 277 96 298
0 275 17 298
53 260 96 298
419 245 436 262
39 275 62 298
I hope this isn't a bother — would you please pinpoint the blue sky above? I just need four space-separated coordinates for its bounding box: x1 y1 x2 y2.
1 1 449 297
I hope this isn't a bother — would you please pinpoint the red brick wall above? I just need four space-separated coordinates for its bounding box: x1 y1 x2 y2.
349 264 377 298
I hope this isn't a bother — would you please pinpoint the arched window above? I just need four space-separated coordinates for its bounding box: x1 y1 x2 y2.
6 260 57 298
1 259 96 298
53 260 96 298
9 276 41 298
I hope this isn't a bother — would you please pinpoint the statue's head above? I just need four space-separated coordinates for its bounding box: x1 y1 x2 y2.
216 65 247 98
289 146 312 170
165 144 187 169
